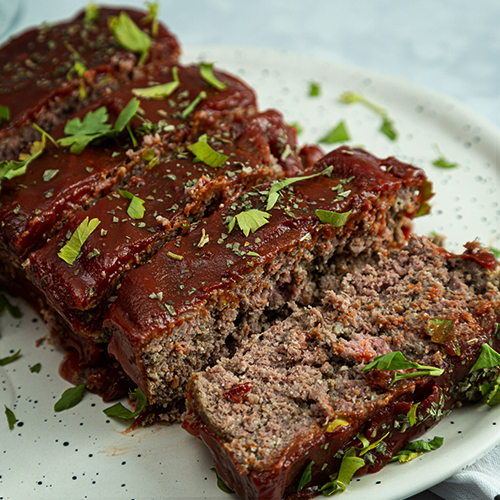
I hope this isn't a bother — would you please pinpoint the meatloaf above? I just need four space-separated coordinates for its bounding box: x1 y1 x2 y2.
105 146 430 421
182 235 500 500
0 6 180 161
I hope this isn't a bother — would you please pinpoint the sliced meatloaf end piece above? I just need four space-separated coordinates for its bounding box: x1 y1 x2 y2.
0 6 180 161
25 112 294 342
182 235 500 500
105 146 429 420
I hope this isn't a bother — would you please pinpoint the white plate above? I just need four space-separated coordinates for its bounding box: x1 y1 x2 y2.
1 46 499 500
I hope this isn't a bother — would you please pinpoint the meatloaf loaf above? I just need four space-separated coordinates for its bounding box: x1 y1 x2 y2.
182 235 500 500
0 6 180 161
105 146 430 421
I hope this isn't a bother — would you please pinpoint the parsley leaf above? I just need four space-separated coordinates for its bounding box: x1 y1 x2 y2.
84 3 99 25
482 373 500 407
319 121 350 144
42 169 59 182
143 1 159 37
103 388 147 419
4 405 16 430
30 363 42 373
361 351 444 387
266 165 333 210
0 294 22 318
0 105 10 122
297 461 314 492
432 156 458 169
0 349 21 366
54 384 86 412
340 91 398 141
228 209 271 237
210 467 234 494
315 209 352 227
132 67 180 99
319 447 365 495
181 91 207 119
119 189 145 219
109 11 151 66
309 82 321 97
200 62 227 91
113 97 141 133
187 134 228 167
58 217 100 266
389 436 443 463
470 344 500 372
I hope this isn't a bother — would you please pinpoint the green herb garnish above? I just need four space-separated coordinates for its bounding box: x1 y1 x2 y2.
114 97 141 133
0 349 21 366
361 351 444 387
390 436 443 463
358 432 390 456
315 209 352 227
200 62 227 91
109 11 151 66
4 405 16 430
58 217 100 265
297 461 314 493
30 363 42 373
489 247 500 259
289 122 303 136
0 294 22 318
65 41 87 89
340 91 398 141
309 82 321 97
432 145 458 169
470 344 500 372
132 67 180 99
103 388 147 419
481 373 500 407
210 467 234 494
408 402 420 427
228 209 271 237
319 121 350 144
181 90 207 119
42 169 59 182
54 384 86 412
187 134 229 167
0 105 10 122
143 1 159 37
319 447 365 495
119 189 145 219
266 165 333 210
84 3 99 25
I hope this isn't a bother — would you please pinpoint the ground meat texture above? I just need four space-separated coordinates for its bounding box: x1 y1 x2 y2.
105 146 428 417
183 235 500 500
0 6 180 161
25 111 297 342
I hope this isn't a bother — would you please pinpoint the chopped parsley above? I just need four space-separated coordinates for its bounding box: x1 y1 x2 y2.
210 467 234 494
42 169 59 182
0 294 22 318
361 351 444 387
228 209 271 237
340 91 398 141
54 384 86 412
187 134 228 167
103 388 147 419
470 344 500 372
119 189 145 219
84 3 99 25
0 349 21 366
109 11 152 66
318 121 350 144
319 447 365 495
4 405 16 430
315 209 352 227
58 217 100 266
297 461 314 493
390 436 443 463
181 90 207 119
309 82 321 97
200 62 227 91
432 146 458 169
266 165 333 210
326 418 350 432
132 67 180 99
30 363 42 373
143 1 159 37
0 105 10 122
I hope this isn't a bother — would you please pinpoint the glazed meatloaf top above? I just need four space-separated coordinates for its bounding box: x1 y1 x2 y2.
183 235 500 500
0 6 180 160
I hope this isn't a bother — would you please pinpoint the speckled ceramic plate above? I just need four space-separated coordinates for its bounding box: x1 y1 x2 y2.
1 46 499 500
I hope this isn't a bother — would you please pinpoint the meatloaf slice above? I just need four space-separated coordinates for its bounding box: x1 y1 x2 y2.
0 6 180 161
183 235 500 500
26 110 300 342
105 146 430 421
